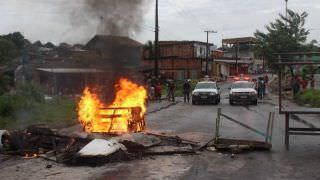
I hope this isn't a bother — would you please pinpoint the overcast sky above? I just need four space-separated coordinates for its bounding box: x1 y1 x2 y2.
0 0 319 46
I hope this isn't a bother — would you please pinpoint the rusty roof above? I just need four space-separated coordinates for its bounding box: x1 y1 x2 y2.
84 35 142 50
159 41 213 46
37 68 105 74
222 37 257 44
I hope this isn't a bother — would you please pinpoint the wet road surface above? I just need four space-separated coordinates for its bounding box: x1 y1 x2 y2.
101 82 320 180
1 81 320 180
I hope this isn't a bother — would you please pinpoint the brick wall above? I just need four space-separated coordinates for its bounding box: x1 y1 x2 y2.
143 41 209 80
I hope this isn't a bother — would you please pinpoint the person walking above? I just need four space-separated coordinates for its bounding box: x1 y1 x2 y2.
183 80 191 103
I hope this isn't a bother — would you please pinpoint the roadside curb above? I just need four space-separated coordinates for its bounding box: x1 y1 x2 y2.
146 101 181 115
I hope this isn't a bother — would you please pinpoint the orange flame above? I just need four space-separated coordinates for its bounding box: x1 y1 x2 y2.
24 153 38 159
78 78 147 133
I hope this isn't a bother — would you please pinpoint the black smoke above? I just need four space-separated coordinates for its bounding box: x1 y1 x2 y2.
70 0 149 37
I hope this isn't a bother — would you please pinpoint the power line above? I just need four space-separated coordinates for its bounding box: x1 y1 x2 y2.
165 0 209 31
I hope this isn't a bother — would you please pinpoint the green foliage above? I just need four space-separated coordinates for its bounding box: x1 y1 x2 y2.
295 89 320 107
0 38 17 64
162 80 198 97
0 75 12 95
0 32 27 65
0 84 77 129
254 9 316 66
1 32 26 50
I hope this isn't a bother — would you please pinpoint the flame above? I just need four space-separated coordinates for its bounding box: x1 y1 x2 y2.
78 78 147 133
24 153 38 159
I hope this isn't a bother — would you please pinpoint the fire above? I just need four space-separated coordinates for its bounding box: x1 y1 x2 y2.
78 78 147 133
24 153 38 159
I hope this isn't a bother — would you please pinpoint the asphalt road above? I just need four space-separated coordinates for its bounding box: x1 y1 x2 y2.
1 81 320 180
101 81 320 180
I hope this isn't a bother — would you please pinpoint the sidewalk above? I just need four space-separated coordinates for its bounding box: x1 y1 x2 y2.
268 88 320 128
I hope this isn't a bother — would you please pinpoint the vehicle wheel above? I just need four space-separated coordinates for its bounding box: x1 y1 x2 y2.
214 99 219 105
252 100 258 105
192 100 196 105
229 100 234 105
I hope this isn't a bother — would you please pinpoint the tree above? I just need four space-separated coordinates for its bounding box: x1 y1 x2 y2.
254 9 314 65
1 32 25 50
0 75 12 95
0 38 17 65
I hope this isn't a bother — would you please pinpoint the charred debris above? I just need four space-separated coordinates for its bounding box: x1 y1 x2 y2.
0 125 199 166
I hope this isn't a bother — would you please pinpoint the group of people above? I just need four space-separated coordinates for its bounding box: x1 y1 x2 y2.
253 75 269 99
146 79 192 103
147 81 163 102
291 75 315 96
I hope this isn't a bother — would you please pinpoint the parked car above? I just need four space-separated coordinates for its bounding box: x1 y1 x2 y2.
229 81 257 105
233 74 251 81
192 81 220 105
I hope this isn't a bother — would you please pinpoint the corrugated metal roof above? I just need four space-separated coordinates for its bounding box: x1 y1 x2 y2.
159 41 213 46
222 37 257 44
37 68 105 74
215 59 252 64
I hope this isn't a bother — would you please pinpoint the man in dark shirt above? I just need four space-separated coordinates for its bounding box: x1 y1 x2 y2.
183 80 191 103
168 81 176 102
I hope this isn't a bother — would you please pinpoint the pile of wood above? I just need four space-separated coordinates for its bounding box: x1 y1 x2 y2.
0 126 199 166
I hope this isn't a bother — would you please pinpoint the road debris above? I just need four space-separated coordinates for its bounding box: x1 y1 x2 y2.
0 125 200 166
77 139 127 157
211 108 274 154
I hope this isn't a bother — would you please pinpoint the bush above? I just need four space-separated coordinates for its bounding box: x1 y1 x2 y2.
0 84 77 129
295 89 320 107
162 79 198 97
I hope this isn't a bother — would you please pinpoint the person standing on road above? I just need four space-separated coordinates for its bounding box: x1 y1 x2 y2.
291 75 300 96
311 74 315 89
167 80 176 102
264 74 269 84
253 78 258 92
183 80 191 103
264 75 269 95
258 77 265 99
155 82 162 102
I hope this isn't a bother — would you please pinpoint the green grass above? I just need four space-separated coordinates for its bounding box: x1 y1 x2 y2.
295 89 320 107
162 80 198 97
0 84 77 129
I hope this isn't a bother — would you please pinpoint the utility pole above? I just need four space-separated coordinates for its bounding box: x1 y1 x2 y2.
235 43 239 75
285 0 288 20
154 0 160 78
204 30 217 75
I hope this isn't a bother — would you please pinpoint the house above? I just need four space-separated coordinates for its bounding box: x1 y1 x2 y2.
212 37 261 77
19 35 144 95
143 41 215 80
84 35 143 69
